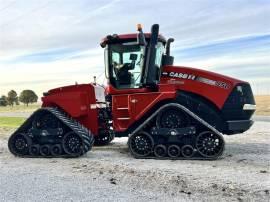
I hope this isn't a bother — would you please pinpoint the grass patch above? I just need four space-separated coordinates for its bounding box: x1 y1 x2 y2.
0 117 26 128
255 95 270 116
0 104 40 113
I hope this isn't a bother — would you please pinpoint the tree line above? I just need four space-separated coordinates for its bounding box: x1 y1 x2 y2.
0 90 38 107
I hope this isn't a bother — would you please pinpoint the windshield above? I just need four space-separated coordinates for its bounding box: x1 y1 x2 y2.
108 43 145 89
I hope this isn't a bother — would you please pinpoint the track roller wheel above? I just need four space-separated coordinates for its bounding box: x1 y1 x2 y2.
50 144 62 156
181 145 194 158
196 131 224 158
8 133 31 156
40 145 50 156
167 145 180 158
128 131 154 158
154 144 167 158
62 132 83 156
29 145 40 156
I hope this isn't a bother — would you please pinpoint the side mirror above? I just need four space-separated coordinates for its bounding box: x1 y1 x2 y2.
162 37 174 66
162 55 174 66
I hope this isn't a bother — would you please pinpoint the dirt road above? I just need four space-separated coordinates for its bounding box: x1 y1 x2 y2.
0 121 269 202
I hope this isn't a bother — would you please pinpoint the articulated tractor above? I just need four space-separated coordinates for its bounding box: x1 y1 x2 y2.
8 24 256 160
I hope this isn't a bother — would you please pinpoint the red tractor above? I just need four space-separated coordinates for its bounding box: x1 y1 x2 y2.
8 24 256 160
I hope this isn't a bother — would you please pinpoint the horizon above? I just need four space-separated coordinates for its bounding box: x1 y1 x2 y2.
0 0 270 97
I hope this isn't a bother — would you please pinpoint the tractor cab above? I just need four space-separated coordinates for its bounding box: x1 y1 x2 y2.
101 24 174 92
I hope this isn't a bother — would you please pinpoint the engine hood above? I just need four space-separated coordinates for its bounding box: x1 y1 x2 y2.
44 83 104 101
160 65 249 109
45 84 90 95
161 65 246 90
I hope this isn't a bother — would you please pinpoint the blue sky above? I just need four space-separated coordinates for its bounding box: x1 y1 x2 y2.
0 0 269 96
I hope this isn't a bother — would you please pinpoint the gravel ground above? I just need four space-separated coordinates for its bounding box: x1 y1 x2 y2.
0 121 269 202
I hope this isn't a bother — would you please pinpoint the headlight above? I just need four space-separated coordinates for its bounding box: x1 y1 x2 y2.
243 104 256 110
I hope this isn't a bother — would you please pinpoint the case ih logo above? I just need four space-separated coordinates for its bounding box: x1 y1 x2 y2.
162 71 230 89
162 72 196 80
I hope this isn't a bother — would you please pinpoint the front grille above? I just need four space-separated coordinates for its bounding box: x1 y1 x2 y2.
222 83 255 120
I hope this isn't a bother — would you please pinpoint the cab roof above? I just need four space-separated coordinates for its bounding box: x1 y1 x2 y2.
100 33 166 48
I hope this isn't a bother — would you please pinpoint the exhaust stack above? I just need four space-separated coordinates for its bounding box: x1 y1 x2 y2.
143 24 159 87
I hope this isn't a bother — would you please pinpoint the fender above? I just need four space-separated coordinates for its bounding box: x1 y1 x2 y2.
42 84 99 135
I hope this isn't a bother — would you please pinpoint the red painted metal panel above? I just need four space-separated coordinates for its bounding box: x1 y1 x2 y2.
112 91 175 132
161 66 245 109
42 84 99 135
39 65 249 135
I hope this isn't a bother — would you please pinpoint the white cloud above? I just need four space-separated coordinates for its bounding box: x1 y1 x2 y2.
0 0 269 96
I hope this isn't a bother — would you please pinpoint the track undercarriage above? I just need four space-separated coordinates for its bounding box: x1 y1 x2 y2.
8 104 225 160
128 103 225 160
8 108 94 158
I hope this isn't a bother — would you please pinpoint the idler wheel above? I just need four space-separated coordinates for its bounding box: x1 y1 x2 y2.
181 145 194 158
196 131 224 158
167 144 180 158
8 133 31 156
50 144 62 156
40 145 50 156
154 144 167 158
29 144 40 156
128 131 154 157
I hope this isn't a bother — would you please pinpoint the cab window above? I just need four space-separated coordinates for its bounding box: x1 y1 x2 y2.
109 43 145 89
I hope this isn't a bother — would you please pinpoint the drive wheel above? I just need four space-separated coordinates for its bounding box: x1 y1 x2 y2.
181 145 194 158
40 145 50 156
8 133 31 156
156 107 190 128
62 132 83 156
196 131 224 158
128 131 154 157
154 144 167 158
50 144 62 156
29 145 40 156
167 145 180 158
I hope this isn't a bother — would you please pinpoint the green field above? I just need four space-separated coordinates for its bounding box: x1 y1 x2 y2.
0 104 40 113
0 117 26 128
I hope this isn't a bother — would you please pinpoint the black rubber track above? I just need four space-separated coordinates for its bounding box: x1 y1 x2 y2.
128 103 225 160
8 107 94 158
